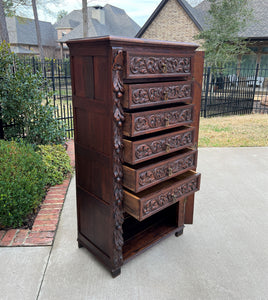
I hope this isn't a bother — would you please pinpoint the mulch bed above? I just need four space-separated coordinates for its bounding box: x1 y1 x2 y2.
0 140 75 247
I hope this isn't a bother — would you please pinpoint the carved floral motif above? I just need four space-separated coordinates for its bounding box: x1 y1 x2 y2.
138 153 195 187
132 84 191 105
130 56 191 75
134 107 192 133
142 177 199 217
135 131 193 160
112 49 125 267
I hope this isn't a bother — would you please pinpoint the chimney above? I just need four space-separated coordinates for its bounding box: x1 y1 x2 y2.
92 6 105 25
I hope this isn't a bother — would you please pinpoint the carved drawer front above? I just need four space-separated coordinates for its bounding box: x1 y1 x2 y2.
123 149 197 193
125 53 192 80
123 127 195 165
122 81 192 109
123 171 200 221
123 104 194 137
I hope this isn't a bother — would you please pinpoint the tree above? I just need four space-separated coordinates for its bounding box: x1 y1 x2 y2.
31 0 44 61
0 0 10 43
82 0 88 37
196 0 254 69
0 0 59 61
56 9 67 22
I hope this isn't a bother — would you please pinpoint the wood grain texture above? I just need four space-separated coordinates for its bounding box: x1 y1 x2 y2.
67 36 203 277
123 171 201 221
122 81 192 109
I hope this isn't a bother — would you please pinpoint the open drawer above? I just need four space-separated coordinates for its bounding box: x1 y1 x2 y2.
123 170 200 221
123 149 197 193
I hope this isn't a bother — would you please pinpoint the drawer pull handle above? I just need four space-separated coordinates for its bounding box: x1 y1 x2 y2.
163 91 168 101
161 64 167 73
165 143 170 153
168 168 172 177
164 117 169 127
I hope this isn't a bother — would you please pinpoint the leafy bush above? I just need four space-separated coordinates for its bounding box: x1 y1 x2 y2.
0 140 48 229
0 41 65 145
38 144 72 186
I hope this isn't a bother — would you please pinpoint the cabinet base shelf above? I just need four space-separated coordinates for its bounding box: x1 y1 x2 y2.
123 223 184 262
122 204 184 262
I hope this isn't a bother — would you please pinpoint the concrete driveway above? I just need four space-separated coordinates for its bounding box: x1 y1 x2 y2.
1 147 268 300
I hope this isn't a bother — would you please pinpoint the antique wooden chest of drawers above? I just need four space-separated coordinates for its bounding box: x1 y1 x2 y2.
67 36 204 277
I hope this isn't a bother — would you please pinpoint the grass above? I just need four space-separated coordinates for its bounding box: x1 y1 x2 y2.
198 114 268 147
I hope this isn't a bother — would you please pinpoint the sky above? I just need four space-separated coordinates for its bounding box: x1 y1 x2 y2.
35 0 203 26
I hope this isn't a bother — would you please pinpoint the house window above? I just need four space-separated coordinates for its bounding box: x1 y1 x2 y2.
241 54 257 68
260 54 268 66
248 47 258 52
240 54 257 76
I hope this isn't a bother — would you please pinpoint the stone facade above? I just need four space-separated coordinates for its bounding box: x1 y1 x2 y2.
141 0 200 44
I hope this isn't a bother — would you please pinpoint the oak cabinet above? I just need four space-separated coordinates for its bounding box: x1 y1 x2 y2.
67 36 204 277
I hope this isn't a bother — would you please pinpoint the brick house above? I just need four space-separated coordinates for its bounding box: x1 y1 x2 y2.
5 4 140 59
6 16 57 57
55 4 140 59
136 0 268 68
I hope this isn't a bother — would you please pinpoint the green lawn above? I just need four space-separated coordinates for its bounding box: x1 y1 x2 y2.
198 114 268 147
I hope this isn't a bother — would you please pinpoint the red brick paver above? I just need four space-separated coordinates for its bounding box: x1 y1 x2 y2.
0 140 75 247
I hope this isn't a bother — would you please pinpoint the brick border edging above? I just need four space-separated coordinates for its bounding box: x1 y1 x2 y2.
0 140 75 247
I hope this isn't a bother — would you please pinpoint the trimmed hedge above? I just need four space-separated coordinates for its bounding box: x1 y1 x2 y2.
38 144 73 186
0 141 72 229
0 140 47 229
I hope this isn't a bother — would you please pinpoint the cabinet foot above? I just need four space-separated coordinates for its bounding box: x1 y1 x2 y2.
111 268 121 278
175 229 183 237
78 241 83 248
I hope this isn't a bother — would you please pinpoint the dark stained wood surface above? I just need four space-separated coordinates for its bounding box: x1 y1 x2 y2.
123 149 197 192
122 80 192 109
123 126 195 165
123 171 201 221
67 36 203 277
123 104 194 137
184 51 204 225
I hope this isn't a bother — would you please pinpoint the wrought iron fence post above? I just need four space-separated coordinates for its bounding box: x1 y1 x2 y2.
51 59 56 106
203 66 211 118
252 63 260 103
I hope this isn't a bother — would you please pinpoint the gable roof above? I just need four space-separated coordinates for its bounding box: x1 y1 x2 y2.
56 4 140 42
136 0 204 37
196 0 268 39
6 16 57 47
137 0 268 40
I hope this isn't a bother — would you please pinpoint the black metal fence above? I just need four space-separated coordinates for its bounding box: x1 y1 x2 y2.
201 64 268 117
28 57 74 138
1 58 267 140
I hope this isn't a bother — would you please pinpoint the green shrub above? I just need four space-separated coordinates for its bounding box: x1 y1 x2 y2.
0 140 48 229
38 144 72 186
0 41 65 145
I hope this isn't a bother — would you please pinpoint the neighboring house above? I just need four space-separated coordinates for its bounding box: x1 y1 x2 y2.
136 0 268 68
5 4 140 59
6 16 57 57
55 4 140 59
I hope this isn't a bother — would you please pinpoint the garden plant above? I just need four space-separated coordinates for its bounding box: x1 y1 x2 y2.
0 42 72 229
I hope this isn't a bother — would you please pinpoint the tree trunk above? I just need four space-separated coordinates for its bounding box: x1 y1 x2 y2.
0 0 10 44
32 0 44 61
82 0 88 37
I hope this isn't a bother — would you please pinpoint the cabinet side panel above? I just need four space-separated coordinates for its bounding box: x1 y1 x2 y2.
74 107 111 156
76 145 111 203
184 51 204 225
72 56 94 98
77 187 112 257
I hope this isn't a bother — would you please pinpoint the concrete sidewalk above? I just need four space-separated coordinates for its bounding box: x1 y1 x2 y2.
1 147 268 300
